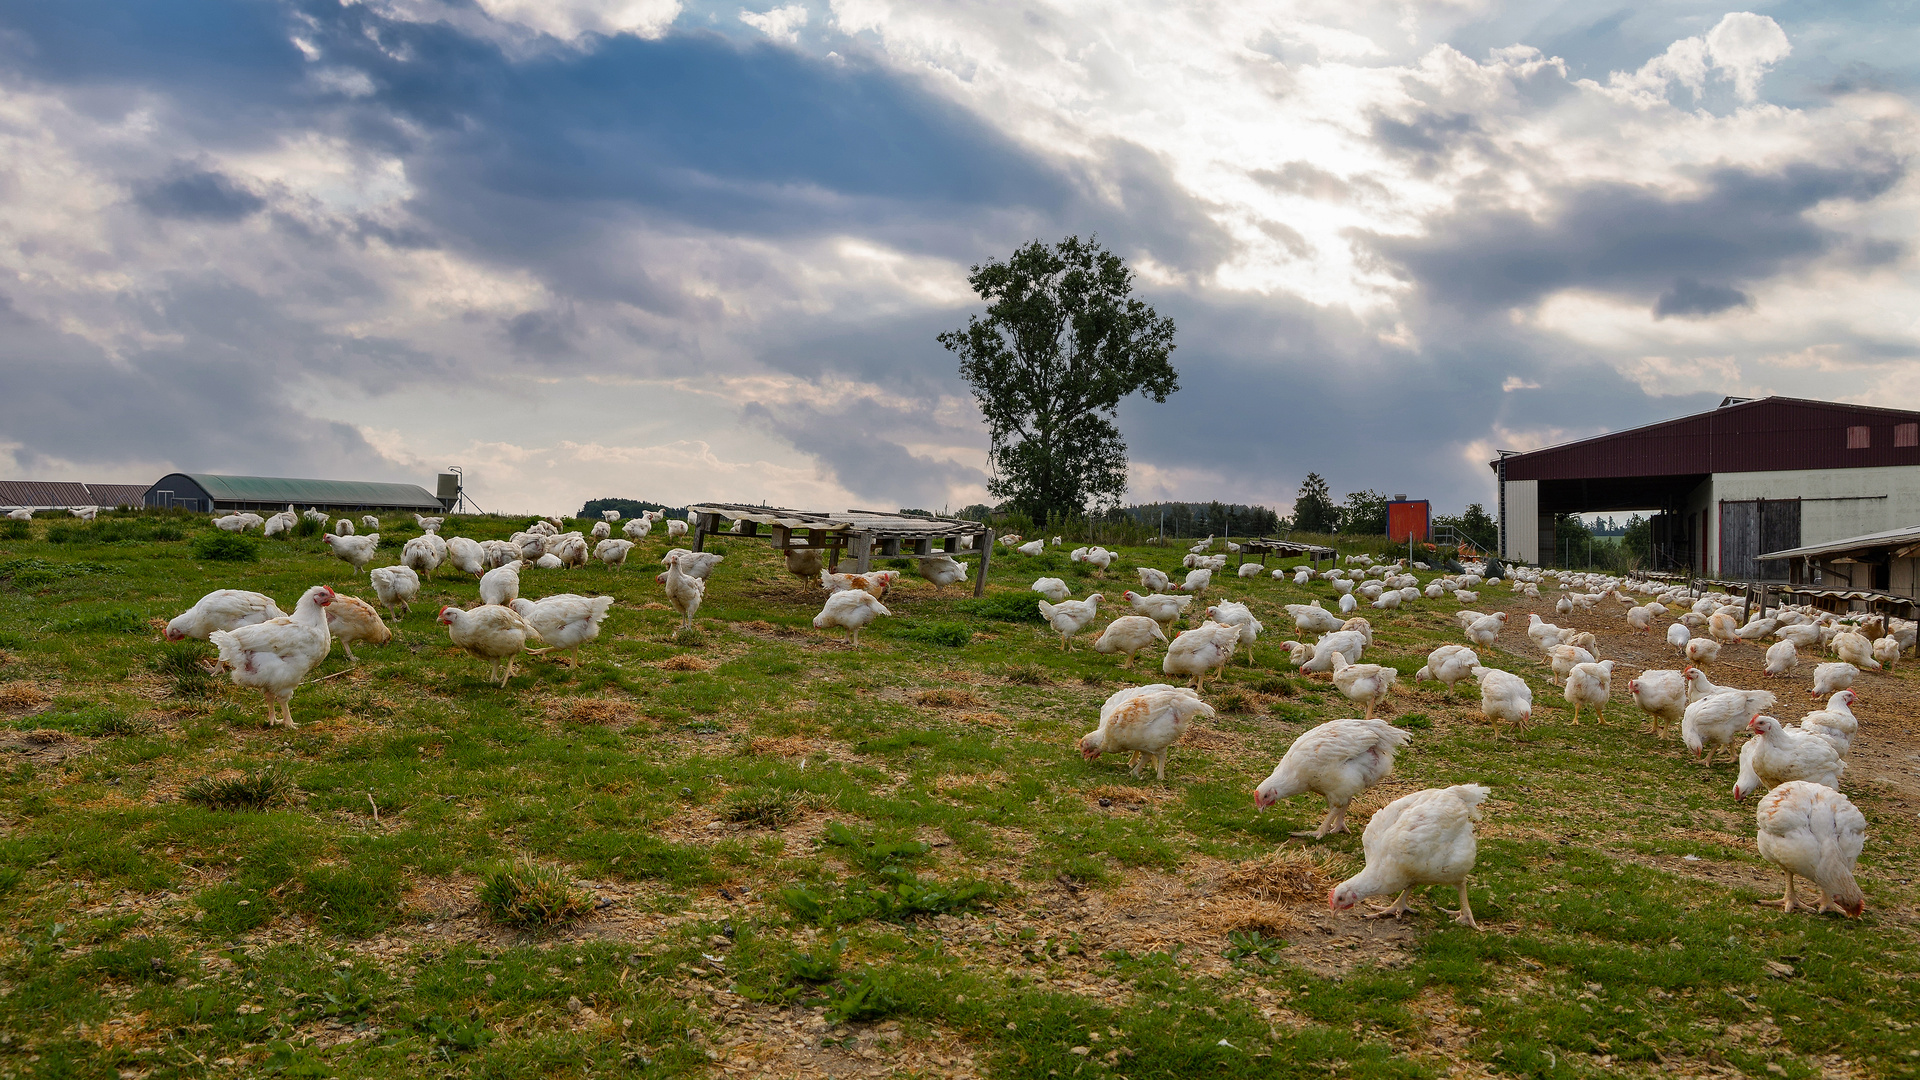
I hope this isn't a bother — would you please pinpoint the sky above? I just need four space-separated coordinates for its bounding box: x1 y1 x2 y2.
1 1 1916 517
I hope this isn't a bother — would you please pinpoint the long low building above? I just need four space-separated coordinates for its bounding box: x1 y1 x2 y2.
0 480 153 510
1760 524 1920 598
144 473 448 514
1493 395 1920 576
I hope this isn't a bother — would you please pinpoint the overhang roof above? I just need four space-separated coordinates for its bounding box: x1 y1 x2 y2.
1492 396 1920 483
1758 524 1920 562
169 473 441 508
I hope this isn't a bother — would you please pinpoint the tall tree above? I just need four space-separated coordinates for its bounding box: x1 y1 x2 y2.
940 236 1179 522
1291 473 1338 533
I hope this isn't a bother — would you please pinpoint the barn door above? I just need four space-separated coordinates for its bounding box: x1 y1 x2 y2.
1720 500 1759 579
1756 499 1800 581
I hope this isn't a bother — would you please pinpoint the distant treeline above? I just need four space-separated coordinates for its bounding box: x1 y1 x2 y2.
578 498 686 520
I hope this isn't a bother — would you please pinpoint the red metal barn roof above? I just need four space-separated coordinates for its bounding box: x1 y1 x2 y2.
1492 397 1920 481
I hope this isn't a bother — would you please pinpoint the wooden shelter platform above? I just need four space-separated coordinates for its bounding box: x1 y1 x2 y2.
683 504 994 596
1237 538 1338 568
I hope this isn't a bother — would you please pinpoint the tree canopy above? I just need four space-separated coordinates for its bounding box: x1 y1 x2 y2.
939 236 1178 523
1291 473 1338 533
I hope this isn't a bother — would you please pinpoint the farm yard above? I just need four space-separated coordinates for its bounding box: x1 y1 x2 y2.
0 510 1917 1080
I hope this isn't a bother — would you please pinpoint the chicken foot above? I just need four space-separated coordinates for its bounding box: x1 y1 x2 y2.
1361 889 1413 920
1756 873 1802 913
1291 802 1348 838
1435 880 1479 929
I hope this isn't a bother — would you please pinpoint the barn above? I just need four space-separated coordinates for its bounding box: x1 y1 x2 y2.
0 480 153 511
1492 396 1920 577
143 473 447 514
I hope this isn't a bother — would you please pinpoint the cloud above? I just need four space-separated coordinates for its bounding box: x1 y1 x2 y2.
739 5 808 44
1653 278 1753 319
133 168 267 221
1603 11 1790 105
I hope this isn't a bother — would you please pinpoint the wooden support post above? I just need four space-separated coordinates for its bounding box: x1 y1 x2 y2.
740 520 760 538
914 538 933 557
691 515 706 552
943 536 957 554
771 524 791 550
881 537 901 557
850 533 872 574
974 529 993 597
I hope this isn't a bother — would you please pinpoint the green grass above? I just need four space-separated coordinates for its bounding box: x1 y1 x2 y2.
0 515 1914 1078
189 531 260 561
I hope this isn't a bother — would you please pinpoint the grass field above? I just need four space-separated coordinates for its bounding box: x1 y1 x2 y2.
0 510 1915 1079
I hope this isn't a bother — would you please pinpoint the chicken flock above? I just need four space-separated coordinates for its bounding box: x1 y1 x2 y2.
141 508 1904 928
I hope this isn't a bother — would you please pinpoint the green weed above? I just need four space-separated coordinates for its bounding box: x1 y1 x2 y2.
151 641 216 698
183 768 296 811
190 532 259 561
723 789 802 828
955 592 1047 622
477 860 593 929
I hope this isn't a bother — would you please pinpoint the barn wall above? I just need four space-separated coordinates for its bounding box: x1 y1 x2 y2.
1683 479 1716 576
1893 557 1918 599
1501 480 1538 563
1712 465 1920 547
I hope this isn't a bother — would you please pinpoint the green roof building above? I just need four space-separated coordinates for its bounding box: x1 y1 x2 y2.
145 473 447 514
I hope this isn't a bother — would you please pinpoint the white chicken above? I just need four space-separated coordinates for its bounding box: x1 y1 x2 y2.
402 534 447 579
813 589 891 647
1627 669 1689 738
210 585 335 727
590 520 611 540
1237 562 1263 579
1031 577 1071 603
1205 601 1262 665
1832 631 1879 671
1038 594 1103 650
1798 690 1859 755
1286 602 1346 634
1162 621 1240 691
1525 614 1566 651
1472 667 1532 733
663 550 726 581
602 509 621 522
1254 719 1412 837
782 547 825 584
262 510 295 537
622 517 654 540
1681 685 1778 766
1177 568 1213 595
1625 605 1658 633
1415 644 1479 692
1464 612 1506 648
1546 644 1595 687
512 594 616 665
1016 539 1045 557
1809 662 1857 699
1135 567 1171 592
1763 639 1799 678
1083 547 1114 571
438 604 541 685
1685 637 1721 668
1872 636 1901 671
333 519 353 535
1666 622 1691 655
322 533 381 573
658 553 707 634
917 555 968 592
1754 781 1867 917
1734 715 1845 800
166 590 287 641
445 536 487 578
325 594 391 662
666 519 689 539
479 561 523 607
1077 684 1215 781
415 515 443 533
369 565 420 619
1562 660 1615 724
594 538 636 569
819 567 894 599
547 534 589 569
1124 590 1192 628
361 515 381 531
1330 784 1488 929
1091 615 1167 668
1329 654 1397 720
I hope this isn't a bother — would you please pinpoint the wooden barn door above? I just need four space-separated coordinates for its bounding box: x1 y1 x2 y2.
1721 499 1800 581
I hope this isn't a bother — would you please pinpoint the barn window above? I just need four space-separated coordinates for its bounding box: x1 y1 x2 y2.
1847 425 1871 449
1899 423 1919 448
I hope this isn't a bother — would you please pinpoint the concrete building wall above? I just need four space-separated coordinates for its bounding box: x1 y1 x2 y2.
1711 465 1920 548
1501 480 1538 563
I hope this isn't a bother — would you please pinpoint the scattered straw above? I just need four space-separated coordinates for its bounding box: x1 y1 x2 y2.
1198 900 1306 937
959 711 1009 726
655 655 712 672
0 681 49 711
913 688 985 708
562 699 635 725
1221 849 1333 904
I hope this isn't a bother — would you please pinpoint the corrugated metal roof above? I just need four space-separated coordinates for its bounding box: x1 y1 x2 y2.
1758 524 1920 561
1494 396 1920 482
86 484 152 506
0 481 93 508
177 473 441 509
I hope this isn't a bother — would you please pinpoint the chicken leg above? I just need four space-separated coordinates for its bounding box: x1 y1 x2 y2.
1436 880 1478 929
1291 801 1348 838
1756 872 1801 913
1362 889 1413 920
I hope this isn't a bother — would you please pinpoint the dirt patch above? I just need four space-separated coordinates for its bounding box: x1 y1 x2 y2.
654 655 713 672
732 620 813 641
552 699 638 726
0 729 89 764
911 688 986 709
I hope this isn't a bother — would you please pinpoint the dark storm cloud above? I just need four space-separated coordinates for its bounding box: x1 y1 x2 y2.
1372 162 1904 315
741 398 985 509
133 169 266 221
0 293 397 478
1654 278 1753 319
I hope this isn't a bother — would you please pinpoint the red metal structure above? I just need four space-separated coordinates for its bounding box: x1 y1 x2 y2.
1386 499 1430 543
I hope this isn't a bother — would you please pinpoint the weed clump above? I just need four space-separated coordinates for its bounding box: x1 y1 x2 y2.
954 593 1047 623
0 681 49 712
1001 664 1052 685
33 705 154 737
723 789 802 828
190 532 259 562
290 517 324 539
151 642 216 698
894 621 972 647
477 860 593 929
780 869 999 927
183 768 296 811
49 609 147 634
1395 712 1432 730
